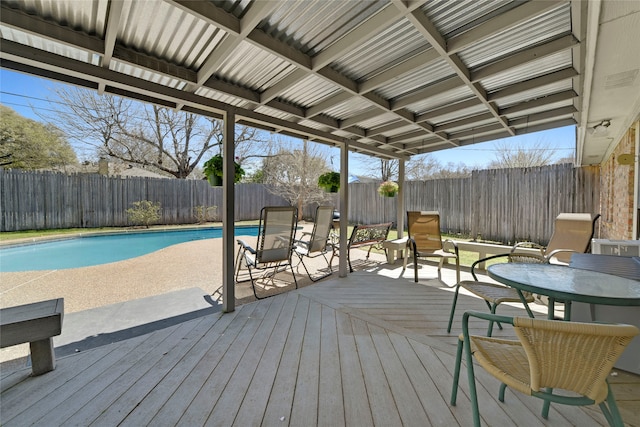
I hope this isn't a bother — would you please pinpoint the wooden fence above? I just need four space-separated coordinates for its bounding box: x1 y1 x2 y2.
0 163 600 244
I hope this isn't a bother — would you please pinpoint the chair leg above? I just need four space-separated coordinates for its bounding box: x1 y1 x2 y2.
447 285 461 333
479 300 503 337
413 252 419 283
542 388 553 419
465 336 482 427
599 383 625 427
248 265 263 300
450 336 464 405
296 253 332 282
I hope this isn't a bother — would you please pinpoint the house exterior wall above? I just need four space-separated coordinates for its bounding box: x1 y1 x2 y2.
599 125 637 239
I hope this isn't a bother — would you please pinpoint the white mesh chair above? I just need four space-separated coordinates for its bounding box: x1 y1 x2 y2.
235 206 298 299
293 206 335 281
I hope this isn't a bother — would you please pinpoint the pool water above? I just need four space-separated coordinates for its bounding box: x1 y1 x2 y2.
0 226 259 272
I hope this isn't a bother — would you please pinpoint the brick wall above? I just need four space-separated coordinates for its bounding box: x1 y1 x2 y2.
599 125 637 239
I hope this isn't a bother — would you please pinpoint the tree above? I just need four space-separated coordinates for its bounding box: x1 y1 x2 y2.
358 156 398 181
487 140 558 169
261 141 331 217
0 105 77 169
48 87 266 178
406 154 471 180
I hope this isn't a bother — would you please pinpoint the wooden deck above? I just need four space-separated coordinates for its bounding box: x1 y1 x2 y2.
1 267 638 426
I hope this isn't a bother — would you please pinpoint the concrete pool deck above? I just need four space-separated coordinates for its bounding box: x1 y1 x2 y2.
0 222 392 369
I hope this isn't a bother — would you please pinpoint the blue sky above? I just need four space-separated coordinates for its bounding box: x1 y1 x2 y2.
0 69 576 175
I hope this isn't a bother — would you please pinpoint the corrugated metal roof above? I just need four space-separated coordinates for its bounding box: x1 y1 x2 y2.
408 86 475 115
4 0 624 162
331 19 430 81
1 26 98 64
423 0 521 38
3 0 107 36
323 97 377 121
216 42 296 91
458 2 571 68
493 79 574 108
480 50 572 91
374 59 454 100
121 1 223 70
278 75 341 108
260 0 387 56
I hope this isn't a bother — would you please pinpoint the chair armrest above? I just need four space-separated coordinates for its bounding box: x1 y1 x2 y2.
511 241 544 255
545 248 578 263
406 237 417 252
236 239 256 255
469 253 511 280
462 311 515 334
443 239 459 256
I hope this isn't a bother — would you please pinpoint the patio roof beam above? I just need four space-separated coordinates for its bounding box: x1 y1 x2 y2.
488 67 579 102
396 3 514 136
358 49 441 94
499 90 577 116
367 121 412 137
415 98 483 123
99 0 125 94
0 40 402 160
170 0 454 147
434 112 496 132
391 77 463 110
0 5 103 53
508 106 577 127
471 34 579 83
195 1 279 87
446 0 566 54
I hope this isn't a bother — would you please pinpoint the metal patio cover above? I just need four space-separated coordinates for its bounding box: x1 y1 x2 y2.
1 0 639 165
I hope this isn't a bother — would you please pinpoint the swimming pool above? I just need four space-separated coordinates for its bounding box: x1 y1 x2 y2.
0 226 259 272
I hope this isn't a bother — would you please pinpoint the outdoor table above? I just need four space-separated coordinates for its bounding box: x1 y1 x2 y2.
569 253 640 280
487 263 640 321
488 262 640 374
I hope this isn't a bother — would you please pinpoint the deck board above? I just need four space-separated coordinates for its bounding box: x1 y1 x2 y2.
1 268 637 427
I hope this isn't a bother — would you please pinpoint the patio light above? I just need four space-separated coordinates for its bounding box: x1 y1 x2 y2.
590 119 611 136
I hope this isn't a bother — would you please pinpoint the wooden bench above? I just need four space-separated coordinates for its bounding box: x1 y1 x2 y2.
331 222 392 272
1 298 64 375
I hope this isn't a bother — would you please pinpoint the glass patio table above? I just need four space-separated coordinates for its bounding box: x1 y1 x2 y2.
487 263 640 320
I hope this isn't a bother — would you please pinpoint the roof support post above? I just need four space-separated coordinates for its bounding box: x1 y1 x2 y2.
397 158 405 239
222 110 236 313
338 142 349 278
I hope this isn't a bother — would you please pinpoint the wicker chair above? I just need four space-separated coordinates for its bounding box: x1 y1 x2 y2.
451 311 639 427
403 211 460 284
447 252 547 337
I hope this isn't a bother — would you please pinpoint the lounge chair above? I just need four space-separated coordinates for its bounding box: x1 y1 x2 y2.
446 252 546 337
294 206 335 281
235 206 298 299
451 311 639 427
403 211 460 284
512 212 600 263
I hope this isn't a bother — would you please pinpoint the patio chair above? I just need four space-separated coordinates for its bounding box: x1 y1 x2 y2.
293 205 335 282
235 206 298 299
446 252 546 337
403 211 460 284
451 311 639 427
512 213 600 264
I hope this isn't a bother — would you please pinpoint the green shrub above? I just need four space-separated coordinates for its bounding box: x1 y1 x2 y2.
126 200 161 228
193 205 218 223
